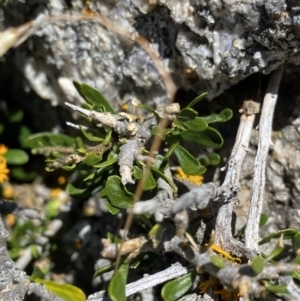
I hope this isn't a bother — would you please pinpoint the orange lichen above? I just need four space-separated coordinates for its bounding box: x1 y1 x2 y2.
0 144 8 155
174 167 204 186
5 214 15 227
58 176 66 185
0 157 9 183
50 188 62 199
121 103 129 111
2 184 15 199
209 244 242 264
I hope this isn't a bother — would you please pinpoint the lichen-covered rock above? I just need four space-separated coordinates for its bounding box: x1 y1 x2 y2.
2 1 300 107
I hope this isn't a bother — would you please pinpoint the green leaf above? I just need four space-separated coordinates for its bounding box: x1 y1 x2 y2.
19 125 32 147
148 224 163 249
94 263 115 277
106 201 120 215
200 153 220 166
108 263 129 301
25 133 75 148
9 110 24 122
259 229 297 245
32 278 86 301
264 243 284 262
46 199 60 219
73 81 115 113
174 145 206 175
173 118 188 131
107 232 121 243
259 213 269 227
251 256 264 275
80 125 103 142
164 142 179 160
84 153 103 166
291 256 300 280
66 183 87 196
210 255 224 269
4 149 29 165
103 130 113 146
93 155 118 168
201 108 233 123
10 167 37 181
105 176 134 209
181 117 208 132
142 168 157 191
186 92 208 108
177 108 198 121
292 232 300 250
31 245 40 259
161 271 196 301
77 148 86 154
151 166 176 191
133 166 143 179
30 266 46 280
264 283 288 294
180 127 224 149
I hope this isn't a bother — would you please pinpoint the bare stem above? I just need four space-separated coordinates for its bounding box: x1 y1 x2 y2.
215 100 260 258
245 64 284 250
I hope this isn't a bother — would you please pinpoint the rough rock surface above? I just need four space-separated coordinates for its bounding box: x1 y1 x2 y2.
2 0 300 107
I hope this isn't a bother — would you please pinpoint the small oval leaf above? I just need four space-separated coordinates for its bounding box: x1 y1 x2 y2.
108 263 129 301
105 176 134 209
174 145 206 175
33 279 86 301
148 223 163 249
201 108 233 123
210 255 224 269
84 153 103 166
251 256 264 275
66 183 87 196
93 155 118 168
292 232 300 250
4 149 29 165
25 133 75 148
142 168 157 191
73 81 115 113
80 125 103 142
181 117 208 132
161 271 195 301
178 108 198 121
178 127 224 149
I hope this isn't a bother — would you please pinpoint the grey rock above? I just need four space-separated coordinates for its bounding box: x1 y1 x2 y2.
2 1 300 108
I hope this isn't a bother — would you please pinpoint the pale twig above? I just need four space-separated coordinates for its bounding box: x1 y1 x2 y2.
87 263 188 301
214 100 260 258
245 64 284 250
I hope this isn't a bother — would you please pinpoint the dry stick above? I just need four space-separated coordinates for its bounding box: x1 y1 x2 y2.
88 263 188 301
214 100 260 258
245 64 284 250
